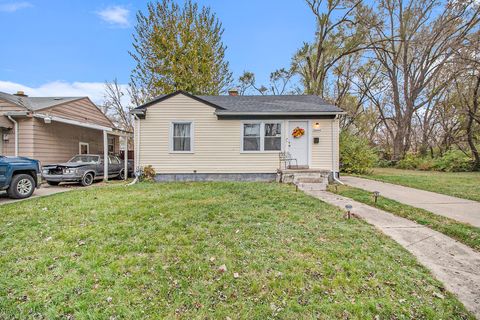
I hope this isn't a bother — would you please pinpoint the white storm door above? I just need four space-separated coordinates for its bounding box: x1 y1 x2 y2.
287 121 309 167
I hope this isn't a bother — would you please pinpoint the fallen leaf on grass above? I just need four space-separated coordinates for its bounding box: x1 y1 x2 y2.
433 292 445 299
218 264 227 273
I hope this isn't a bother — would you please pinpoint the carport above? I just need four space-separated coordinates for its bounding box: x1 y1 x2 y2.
4 111 132 181
30 113 133 181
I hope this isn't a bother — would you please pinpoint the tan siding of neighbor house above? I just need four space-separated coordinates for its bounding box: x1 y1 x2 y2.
0 98 26 129
1 118 34 158
31 118 105 164
137 93 340 173
43 98 113 128
1 99 27 155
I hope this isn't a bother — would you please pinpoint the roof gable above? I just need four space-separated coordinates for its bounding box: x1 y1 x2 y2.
44 97 114 128
136 90 226 110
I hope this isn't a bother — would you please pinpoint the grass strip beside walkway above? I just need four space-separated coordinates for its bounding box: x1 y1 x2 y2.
355 168 480 202
328 184 480 251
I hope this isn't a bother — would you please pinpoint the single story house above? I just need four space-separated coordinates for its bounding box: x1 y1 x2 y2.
131 90 344 181
0 91 129 167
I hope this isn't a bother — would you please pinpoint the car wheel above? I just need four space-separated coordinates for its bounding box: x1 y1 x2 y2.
117 169 125 180
47 181 60 186
7 174 35 199
81 172 94 186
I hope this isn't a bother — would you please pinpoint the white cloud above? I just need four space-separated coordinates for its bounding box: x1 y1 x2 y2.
96 6 130 28
0 1 32 12
0 80 129 105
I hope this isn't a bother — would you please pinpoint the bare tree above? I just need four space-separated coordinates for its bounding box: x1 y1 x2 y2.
293 0 369 97
450 31 480 169
237 67 300 96
103 79 145 134
366 0 480 160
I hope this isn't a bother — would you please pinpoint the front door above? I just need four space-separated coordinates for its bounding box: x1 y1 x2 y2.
288 121 309 167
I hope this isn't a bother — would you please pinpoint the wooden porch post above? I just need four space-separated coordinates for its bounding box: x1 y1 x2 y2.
124 135 128 180
103 130 108 182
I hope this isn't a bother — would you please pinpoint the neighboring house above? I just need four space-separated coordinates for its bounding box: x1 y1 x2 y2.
0 91 128 165
131 90 344 181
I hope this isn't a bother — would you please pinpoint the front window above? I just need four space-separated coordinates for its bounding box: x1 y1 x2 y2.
242 122 282 152
243 124 261 151
172 122 192 152
264 123 282 151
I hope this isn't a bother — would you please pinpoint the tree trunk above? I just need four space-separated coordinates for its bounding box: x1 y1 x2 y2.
467 75 480 170
392 128 407 161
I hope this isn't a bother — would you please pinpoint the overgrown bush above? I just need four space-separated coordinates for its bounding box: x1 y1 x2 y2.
377 159 396 168
340 132 378 174
142 165 156 181
396 153 422 170
432 150 472 172
393 150 472 172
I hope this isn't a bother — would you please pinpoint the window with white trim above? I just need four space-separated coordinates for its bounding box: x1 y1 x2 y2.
79 142 89 155
172 122 192 152
264 123 282 151
243 123 261 151
242 122 282 152
108 136 115 154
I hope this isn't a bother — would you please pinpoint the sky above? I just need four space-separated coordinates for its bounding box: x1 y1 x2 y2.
0 0 316 104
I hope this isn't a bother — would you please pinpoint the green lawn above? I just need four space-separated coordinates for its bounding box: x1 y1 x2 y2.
328 184 480 251
0 182 473 319
355 168 480 201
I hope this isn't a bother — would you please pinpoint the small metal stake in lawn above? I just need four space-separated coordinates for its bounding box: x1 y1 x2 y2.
345 204 353 219
373 191 380 204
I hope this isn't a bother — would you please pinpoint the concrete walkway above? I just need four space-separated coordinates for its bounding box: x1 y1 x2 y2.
303 189 480 318
342 176 480 228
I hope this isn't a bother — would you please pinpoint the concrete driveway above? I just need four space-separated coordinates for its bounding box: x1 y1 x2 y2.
342 176 480 228
0 184 80 205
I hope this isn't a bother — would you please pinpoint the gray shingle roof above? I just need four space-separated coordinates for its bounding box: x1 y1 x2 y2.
0 92 83 111
199 95 341 113
135 91 343 114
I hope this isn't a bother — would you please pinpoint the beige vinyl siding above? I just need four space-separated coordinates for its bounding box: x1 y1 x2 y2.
45 98 113 128
137 94 339 173
310 118 339 172
32 118 104 164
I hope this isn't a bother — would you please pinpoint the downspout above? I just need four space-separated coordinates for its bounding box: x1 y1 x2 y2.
128 114 141 186
7 116 19 156
331 115 344 185
134 114 140 170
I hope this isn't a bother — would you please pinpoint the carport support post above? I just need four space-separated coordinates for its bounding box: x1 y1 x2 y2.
103 130 108 182
124 135 128 180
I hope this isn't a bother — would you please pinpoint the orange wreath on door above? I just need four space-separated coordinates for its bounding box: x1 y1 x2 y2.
292 127 305 138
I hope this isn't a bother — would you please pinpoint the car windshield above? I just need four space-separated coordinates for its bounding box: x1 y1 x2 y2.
68 155 99 163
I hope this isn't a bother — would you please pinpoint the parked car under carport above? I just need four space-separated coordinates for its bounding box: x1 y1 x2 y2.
42 154 133 186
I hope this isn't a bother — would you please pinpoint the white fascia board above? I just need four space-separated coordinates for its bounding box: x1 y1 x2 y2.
215 111 346 116
34 113 113 132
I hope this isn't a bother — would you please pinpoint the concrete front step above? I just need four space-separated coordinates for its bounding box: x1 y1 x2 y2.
280 170 331 185
295 177 324 183
297 183 327 191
